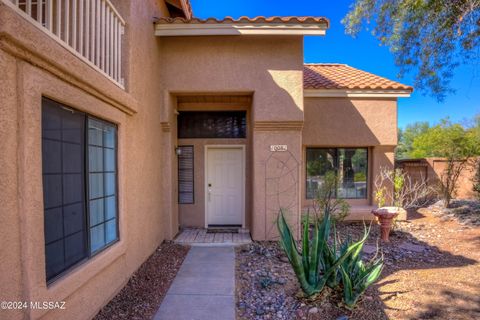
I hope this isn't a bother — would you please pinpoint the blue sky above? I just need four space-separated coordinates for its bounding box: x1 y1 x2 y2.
190 0 480 128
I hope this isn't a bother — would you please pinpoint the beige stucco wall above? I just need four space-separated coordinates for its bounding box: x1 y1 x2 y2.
0 1 172 319
303 97 398 146
301 97 397 219
159 36 305 240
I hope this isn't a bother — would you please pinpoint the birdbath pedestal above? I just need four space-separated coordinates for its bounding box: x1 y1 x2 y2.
372 207 402 242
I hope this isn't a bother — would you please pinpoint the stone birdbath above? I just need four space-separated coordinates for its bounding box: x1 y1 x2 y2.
372 207 406 242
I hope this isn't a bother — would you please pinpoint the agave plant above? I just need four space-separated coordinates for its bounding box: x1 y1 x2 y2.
276 209 367 297
338 228 384 309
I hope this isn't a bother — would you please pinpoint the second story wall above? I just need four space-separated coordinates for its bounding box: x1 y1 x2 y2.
159 35 304 123
303 97 398 146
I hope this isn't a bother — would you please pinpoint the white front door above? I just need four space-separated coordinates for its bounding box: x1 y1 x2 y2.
206 146 245 226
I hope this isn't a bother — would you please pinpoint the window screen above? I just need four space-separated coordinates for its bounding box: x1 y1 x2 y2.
306 148 368 199
87 118 118 254
42 98 88 281
178 146 194 204
42 98 118 282
177 111 247 139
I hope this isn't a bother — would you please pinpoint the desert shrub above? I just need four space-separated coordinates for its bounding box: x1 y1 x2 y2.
277 209 383 308
374 167 432 209
339 234 383 309
436 159 477 208
310 170 350 222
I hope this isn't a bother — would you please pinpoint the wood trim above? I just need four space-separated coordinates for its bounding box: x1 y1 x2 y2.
253 121 304 131
177 102 250 109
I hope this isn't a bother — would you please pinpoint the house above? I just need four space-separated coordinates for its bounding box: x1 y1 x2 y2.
0 0 412 319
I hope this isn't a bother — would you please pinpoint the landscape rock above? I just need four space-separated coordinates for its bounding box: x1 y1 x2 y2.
235 202 480 320
362 244 378 254
399 242 426 253
309 307 319 314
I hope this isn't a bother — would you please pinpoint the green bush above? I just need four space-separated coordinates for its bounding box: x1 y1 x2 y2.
277 209 383 307
354 172 366 182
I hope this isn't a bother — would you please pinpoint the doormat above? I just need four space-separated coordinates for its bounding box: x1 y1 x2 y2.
206 228 239 234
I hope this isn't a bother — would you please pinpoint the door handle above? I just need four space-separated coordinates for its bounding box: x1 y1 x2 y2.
208 184 212 202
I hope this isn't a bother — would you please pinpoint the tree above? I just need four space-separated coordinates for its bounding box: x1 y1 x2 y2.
409 118 480 206
396 121 430 159
343 0 480 101
473 159 480 199
410 119 478 158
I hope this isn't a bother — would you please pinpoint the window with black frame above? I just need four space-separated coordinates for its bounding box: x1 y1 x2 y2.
42 98 118 282
177 111 247 139
306 148 368 199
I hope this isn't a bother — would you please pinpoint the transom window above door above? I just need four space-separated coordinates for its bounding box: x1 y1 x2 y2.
177 111 247 139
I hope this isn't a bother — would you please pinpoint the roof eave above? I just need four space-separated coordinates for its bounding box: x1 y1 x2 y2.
304 89 412 98
155 23 328 36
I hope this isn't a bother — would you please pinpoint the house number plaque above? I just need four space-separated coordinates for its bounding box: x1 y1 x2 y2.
270 145 288 152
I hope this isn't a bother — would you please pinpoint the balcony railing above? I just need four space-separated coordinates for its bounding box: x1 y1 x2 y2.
2 0 125 88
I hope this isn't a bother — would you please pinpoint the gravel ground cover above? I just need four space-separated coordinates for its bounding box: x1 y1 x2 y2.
94 242 189 320
236 208 480 320
427 199 480 226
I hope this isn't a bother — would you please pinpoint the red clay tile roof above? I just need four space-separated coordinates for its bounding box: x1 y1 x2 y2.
156 16 330 27
304 64 412 91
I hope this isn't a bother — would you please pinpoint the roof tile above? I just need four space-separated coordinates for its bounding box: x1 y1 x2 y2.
156 16 329 27
304 64 412 91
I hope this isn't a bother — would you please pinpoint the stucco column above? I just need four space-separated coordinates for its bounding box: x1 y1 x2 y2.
160 94 179 240
251 125 303 240
0 49 24 320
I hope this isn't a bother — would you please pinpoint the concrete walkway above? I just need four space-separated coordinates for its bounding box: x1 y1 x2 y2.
154 246 235 320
